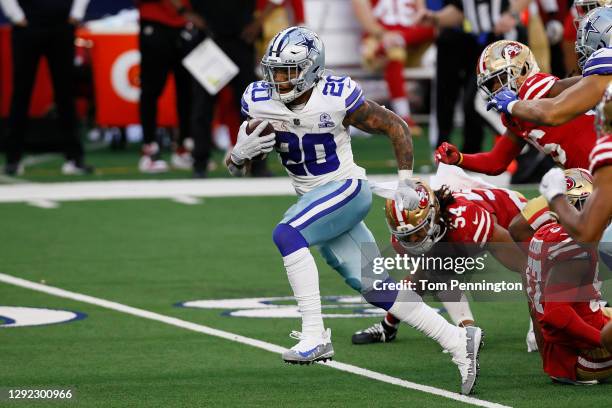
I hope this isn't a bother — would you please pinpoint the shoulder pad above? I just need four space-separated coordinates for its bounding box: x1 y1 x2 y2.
447 200 494 247
589 135 612 174
319 75 365 114
518 73 558 100
583 47 612 77
241 81 273 117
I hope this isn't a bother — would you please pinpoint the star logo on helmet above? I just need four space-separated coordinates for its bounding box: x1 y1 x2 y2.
297 35 317 56
584 16 600 41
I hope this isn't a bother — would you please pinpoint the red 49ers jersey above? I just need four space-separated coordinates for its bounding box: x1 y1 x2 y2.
445 188 526 248
390 188 525 254
501 72 597 169
526 222 601 318
525 222 607 380
370 0 419 28
589 135 612 174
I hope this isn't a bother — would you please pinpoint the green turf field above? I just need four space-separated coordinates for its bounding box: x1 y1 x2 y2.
1 190 610 407
0 126 495 183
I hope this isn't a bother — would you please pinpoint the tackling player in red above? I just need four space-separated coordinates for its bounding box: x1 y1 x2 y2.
436 40 594 175
539 82 612 270
435 40 596 242
352 179 528 344
525 169 612 383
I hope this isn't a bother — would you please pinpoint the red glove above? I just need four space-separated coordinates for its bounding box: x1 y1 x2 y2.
434 142 462 165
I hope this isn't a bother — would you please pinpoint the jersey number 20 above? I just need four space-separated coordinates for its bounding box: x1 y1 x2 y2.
276 131 340 176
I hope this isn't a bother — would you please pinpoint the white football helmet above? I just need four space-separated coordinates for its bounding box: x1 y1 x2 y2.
574 0 612 20
576 7 612 70
261 26 325 104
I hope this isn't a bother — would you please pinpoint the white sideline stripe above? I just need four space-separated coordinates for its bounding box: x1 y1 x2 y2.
0 173 511 204
0 272 509 408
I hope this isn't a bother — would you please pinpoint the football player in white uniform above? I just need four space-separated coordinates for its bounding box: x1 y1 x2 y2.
226 26 483 395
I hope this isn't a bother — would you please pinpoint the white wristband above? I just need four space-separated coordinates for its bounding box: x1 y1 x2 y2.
398 169 413 180
507 100 518 115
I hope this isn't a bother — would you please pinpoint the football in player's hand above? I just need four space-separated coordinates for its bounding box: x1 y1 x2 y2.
246 118 276 161
602 320 612 353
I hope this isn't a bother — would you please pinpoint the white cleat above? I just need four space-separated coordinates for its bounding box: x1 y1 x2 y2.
451 326 484 395
526 325 539 353
171 151 193 170
61 160 93 175
139 155 169 173
282 328 334 365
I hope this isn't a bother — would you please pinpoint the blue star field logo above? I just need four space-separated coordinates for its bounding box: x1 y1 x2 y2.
585 16 600 42
297 35 317 56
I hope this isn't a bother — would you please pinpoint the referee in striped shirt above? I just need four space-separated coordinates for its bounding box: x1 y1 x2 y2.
416 0 529 153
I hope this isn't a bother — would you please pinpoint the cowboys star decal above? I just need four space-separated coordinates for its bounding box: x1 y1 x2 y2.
585 16 601 42
297 35 317 56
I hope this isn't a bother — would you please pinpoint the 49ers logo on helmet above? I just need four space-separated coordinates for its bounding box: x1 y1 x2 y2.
416 185 429 209
502 43 522 59
566 176 576 191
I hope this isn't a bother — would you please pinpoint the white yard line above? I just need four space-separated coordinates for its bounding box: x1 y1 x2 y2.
0 172 512 204
0 272 510 408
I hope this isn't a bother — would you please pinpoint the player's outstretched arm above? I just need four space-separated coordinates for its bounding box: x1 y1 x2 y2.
344 99 413 171
436 131 524 175
344 99 418 209
485 224 528 274
344 99 419 209
508 214 535 249
510 75 609 126
548 167 612 243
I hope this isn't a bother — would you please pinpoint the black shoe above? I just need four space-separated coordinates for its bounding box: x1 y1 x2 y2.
192 168 207 179
352 321 398 345
4 162 23 176
62 160 94 175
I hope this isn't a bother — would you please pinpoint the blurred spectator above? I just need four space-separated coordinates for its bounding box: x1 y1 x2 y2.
85 0 135 20
189 0 273 178
352 0 435 135
526 1 551 74
534 0 570 77
562 3 579 75
135 0 204 173
256 0 304 59
0 0 93 175
417 0 529 152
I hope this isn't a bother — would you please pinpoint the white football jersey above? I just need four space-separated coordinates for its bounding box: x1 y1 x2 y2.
241 75 367 195
582 47 612 77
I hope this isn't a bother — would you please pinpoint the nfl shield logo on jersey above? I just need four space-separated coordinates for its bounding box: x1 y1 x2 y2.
318 113 335 128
